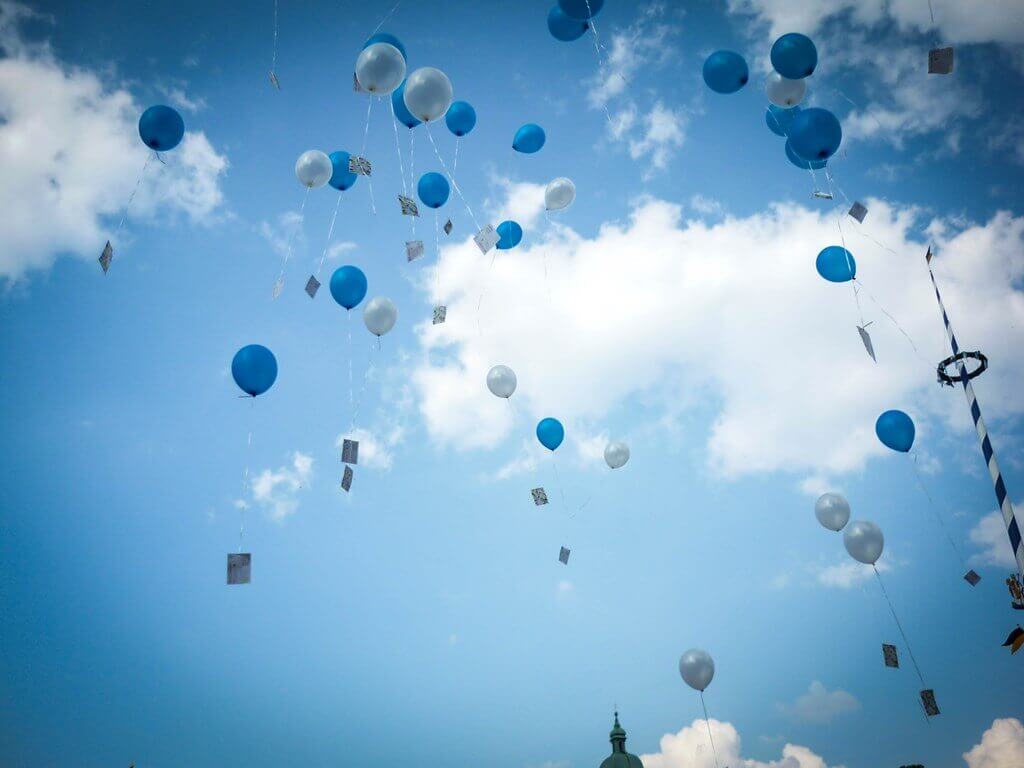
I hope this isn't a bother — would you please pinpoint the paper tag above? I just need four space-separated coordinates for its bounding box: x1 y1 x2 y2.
269 70 281 90
920 689 940 716
531 487 548 506
882 643 899 668
341 465 354 492
399 195 420 217
559 546 570 565
848 201 868 223
348 156 372 176
963 569 981 586
353 72 365 92
227 553 251 585
272 276 284 299
305 275 321 298
406 240 425 263
812 190 834 200
443 219 453 236
98 240 113 274
342 439 359 465
857 325 876 362
433 305 447 325
928 47 954 75
474 224 500 255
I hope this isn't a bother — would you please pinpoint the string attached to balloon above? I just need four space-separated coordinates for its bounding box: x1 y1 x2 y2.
269 0 281 89
360 98 378 215
872 565 933 721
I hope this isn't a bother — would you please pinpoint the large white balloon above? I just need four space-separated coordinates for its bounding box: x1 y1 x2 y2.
486 365 517 399
545 177 576 211
814 492 851 532
843 520 884 565
403 67 453 123
295 150 332 188
679 648 714 692
604 441 629 469
765 71 806 107
355 42 406 94
363 297 398 337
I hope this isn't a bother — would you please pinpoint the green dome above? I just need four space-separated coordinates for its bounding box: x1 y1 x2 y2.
599 713 643 768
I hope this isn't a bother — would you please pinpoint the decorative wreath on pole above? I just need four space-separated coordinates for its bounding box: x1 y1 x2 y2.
937 350 988 386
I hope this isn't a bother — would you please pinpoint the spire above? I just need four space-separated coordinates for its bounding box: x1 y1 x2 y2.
609 711 627 753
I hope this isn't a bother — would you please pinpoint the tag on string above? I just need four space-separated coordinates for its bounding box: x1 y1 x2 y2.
269 71 281 90
348 156 372 176
920 689 940 716
353 72 365 92
305 275 321 299
812 190 834 200
406 240 425 262
341 439 359 465
963 569 981 586
474 224 500 255
443 219 453 236
857 325 877 362
928 47 954 74
341 465 354 492
433 305 447 325
227 553 251 585
559 546 570 565
272 276 285 299
882 643 899 668
848 201 868 223
98 241 113 274
531 487 548 506
398 195 420 217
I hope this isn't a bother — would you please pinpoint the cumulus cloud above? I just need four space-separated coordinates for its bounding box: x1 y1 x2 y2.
335 426 404 471
964 718 1024 768
776 681 861 724
816 555 891 588
608 101 687 174
968 509 1019 569
250 451 314 522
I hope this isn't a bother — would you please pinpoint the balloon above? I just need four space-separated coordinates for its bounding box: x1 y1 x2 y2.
536 417 564 451
815 245 856 283
363 32 407 63
417 172 450 209
391 80 421 129
771 33 818 79
702 50 749 94
486 365 517 398
678 649 714 692
445 101 477 137
604 441 630 469
558 0 603 20
843 520 884 565
876 410 915 453
355 42 406 94
496 221 523 250
545 177 576 211
785 139 826 170
328 151 358 191
766 104 800 137
231 344 278 397
548 7 588 41
513 123 546 154
295 150 332 188
815 492 851 532
765 71 806 107
403 67 453 123
363 297 398 337
138 105 185 152
788 108 842 162
329 265 367 310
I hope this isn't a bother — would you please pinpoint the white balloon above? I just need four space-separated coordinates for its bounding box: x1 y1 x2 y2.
843 520 884 565
486 365 517 399
604 441 629 469
295 150 332 189
765 71 806 107
679 648 714 692
363 297 398 337
355 42 406 94
403 67 453 123
815 493 851 532
545 177 576 211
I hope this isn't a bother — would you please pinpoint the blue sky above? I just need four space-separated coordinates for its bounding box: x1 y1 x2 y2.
1 1 1024 767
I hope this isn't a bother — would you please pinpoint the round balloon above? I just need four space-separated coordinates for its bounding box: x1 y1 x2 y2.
536 417 564 451
766 105 800 137
765 71 806 107
702 50 749 94
604 441 630 469
558 0 603 20
548 6 588 41
486 365 517 398
417 172 450 209
328 150 358 191
497 221 523 250
788 108 842 162
876 410 915 453
545 177 576 211
329 265 367 310
364 297 398 337
843 520 884 565
815 246 856 283
232 344 278 397
815 492 851 532
363 32 407 62
785 139 827 170
679 649 714 692
392 80 421 129
295 150 333 188
355 42 406 94
513 123 546 154
403 67 453 123
138 105 185 152
771 33 818 79
445 101 477 137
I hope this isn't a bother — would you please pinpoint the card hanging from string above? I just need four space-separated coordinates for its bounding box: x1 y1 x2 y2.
228 398 256 585
99 152 156 274
925 0 953 74
432 305 447 325
306 191 347 299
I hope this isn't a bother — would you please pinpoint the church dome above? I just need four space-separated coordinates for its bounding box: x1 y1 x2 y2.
599 713 643 768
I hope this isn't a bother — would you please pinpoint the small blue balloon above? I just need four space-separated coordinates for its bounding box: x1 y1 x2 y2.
497 221 523 250
558 0 603 20
702 50 749 94
417 172 450 209
513 123 546 154
138 105 185 152
330 265 368 310
766 104 800 137
788 108 842 162
536 417 565 451
445 101 477 137
328 151 359 191
785 139 827 170
548 6 588 41
232 344 278 397
363 33 407 62
815 246 856 283
771 33 817 79
392 80 421 129
876 410 915 453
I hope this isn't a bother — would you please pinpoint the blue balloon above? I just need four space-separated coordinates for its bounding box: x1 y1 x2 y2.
445 101 477 137
417 172 450 209
232 344 278 397
328 151 358 191
548 6 588 41
770 33 817 79
766 104 800 137
788 108 842 162
785 139 827 170
497 220 523 250
363 33 407 62
536 417 565 451
815 245 856 283
392 80 421 129
876 410 915 453
138 105 184 152
702 50 749 94
330 265 368 310
513 123 546 154
558 0 603 20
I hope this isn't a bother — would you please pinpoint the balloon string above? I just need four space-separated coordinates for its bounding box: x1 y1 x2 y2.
351 337 375 433
409 128 416 202
316 194 344 279
452 137 460 182
114 153 154 241
270 0 279 78
360 96 377 215
425 122 480 231
551 452 569 516
699 692 720 768
389 96 409 198
873 566 927 689
275 185 309 297
240 398 255 552
434 210 441 294
369 0 403 36
909 451 968 567
822 167 865 326
926 0 940 47
347 311 354 432
582 0 615 129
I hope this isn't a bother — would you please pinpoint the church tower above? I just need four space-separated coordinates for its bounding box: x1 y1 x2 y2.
599 713 644 768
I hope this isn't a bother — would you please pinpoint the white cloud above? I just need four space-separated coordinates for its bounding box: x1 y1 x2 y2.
777 681 861 724
816 556 890 588
968 509 1019 569
609 101 687 173
798 474 833 498
335 426 404 471
586 4 675 110
964 718 1024 768
250 451 314 522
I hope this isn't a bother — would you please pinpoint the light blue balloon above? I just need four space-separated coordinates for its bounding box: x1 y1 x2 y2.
536 417 565 451
702 50 749 94
788 108 842 162
497 221 523 250
513 123 546 154
445 101 477 137
328 151 358 191
815 245 856 282
330 265 367 310
138 105 184 151
771 33 817 79
231 344 278 397
363 33 407 63
417 172 450 209
392 80 421 129
785 138 827 170
766 104 800 137
876 410 915 453
548 6 588 41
